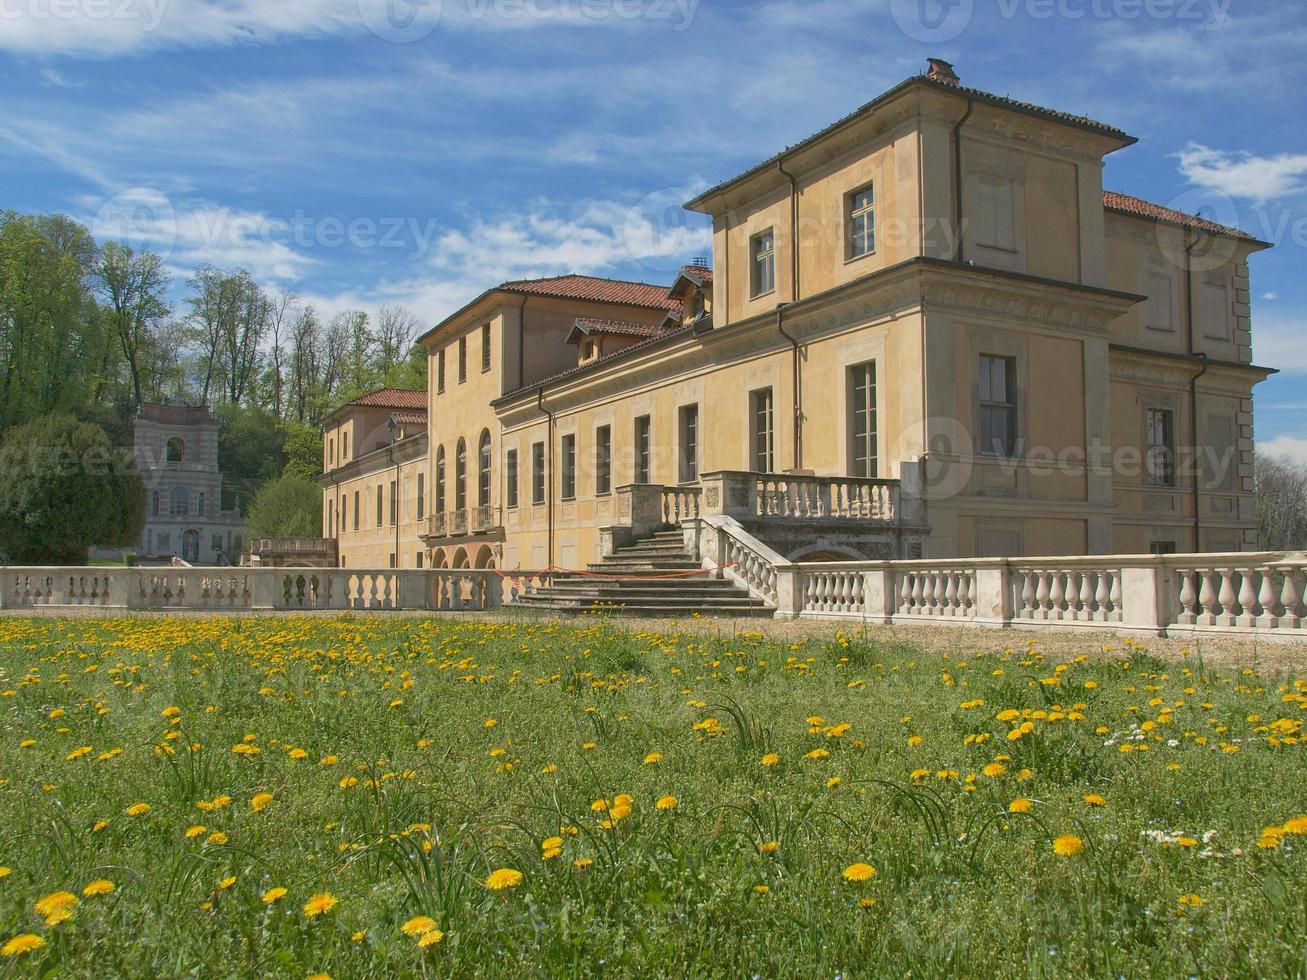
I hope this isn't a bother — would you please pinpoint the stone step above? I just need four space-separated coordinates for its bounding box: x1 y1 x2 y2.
512 600 773 618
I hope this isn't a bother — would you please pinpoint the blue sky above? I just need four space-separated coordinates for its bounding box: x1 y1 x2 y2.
1 0 1303 455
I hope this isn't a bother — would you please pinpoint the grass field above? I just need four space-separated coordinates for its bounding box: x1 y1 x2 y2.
0 616 1303 977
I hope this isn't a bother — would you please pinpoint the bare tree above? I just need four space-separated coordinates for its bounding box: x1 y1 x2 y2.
265 288 298 418
375 305 422 380
92 242 170 411
1255 453 1307 550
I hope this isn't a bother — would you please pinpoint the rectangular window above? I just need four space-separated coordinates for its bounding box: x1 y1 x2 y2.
751 228 775 297
329 438 335 466
849 362 878 477
353 491 360 529
342 431 349 460
532 441 546 505
979 355 1017 458
848 184 875 259
437 349 446 392
750 388 774 473
339 494 346 532
389 553 396 569
416 552 424 568
678 405 699 483
1203 414 1237 491
481 323 491 373
1201 283 1231 340
416 473 425 520
506 449 519 508
458 336 468 383
977 174 1016 251
389 480 398 525
1145 271 1174 332
560 434 576 500
376 485 383 527
1146 408 1176 487
634 415 651 484
595 425 612 495
1150 541 1177 556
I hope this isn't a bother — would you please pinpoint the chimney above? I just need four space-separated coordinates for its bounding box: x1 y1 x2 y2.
926 58 960 87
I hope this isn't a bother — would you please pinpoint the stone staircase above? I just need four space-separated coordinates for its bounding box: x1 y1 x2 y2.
513 530 773 618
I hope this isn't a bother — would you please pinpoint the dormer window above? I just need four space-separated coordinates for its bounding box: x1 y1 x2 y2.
583 341 598 361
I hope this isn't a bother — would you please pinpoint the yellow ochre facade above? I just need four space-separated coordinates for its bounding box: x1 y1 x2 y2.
321 61 1273 571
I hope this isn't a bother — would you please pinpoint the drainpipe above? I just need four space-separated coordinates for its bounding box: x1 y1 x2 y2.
1185 227 1208 551
537 388 556 570
952 97 975 263
776 158 804 471
776 303 802 472
388 445 400 568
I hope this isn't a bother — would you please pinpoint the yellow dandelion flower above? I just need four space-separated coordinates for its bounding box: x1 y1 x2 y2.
643 752 663 764
92 820 109 832
81 879 114 897
572 858 593 870
207 831 229 846
251 792 274 813
1283 816 1307 835
1177 837 1198 848
303 892 338 917
858 897 878 909
1008 798 1033 814
1178 893 1205 908
760 752 780 766
417 928 444 948
826 776 842 789
655 795 678 811
401 915 438 937
842 863 877 883
753 884 770 895
34 891 78 919
125 802 151 817
1052 835 1084 857
262 887 288 904
805 748 830 760
1083 793 1107 807
982 762 1006 778
186 825 207 838
1 934 45 957
758 840 780 854
484 868 523 891
217 876 236 890
0 867 9 879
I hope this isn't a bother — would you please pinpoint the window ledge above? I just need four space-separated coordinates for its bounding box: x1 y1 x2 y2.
843 249 876 266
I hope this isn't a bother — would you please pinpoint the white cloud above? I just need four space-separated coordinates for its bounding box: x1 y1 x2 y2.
0 0 703 58
1257 435 1307 466
1263 292 1278 301
1177 143 1307 203
1251 313 1307 374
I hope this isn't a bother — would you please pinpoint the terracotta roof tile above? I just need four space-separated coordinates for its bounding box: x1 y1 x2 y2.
389 410 428 426
500 274 681 311
571 317 668 339
1103 191 1262 243
349 388 428 410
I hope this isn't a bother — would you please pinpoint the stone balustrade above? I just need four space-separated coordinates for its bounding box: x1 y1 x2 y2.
691 519 1307 641
698 470 906 524
1 567 553 614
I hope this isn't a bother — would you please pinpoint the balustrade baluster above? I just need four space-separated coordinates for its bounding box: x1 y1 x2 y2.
1217 569 1237 627
1237 570 1259 627
1257 568 1279 629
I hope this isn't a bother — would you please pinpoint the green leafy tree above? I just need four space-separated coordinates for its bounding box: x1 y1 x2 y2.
281 421 324 479
0 414 145 564
246 472 322 539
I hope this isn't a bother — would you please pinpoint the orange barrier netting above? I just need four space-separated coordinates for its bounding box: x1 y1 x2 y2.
491 563 738 583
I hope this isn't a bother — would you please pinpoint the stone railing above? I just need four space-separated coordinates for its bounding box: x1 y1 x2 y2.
251 538 337 555
661 486 701 525
1 567 553 614
698 469 922 525
688 522 1307 642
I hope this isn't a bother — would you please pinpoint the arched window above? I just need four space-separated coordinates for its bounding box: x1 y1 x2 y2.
169 487 189 517
478 430 492 508
455 439 467 512
166 437 185 463
435 447 446 516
